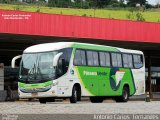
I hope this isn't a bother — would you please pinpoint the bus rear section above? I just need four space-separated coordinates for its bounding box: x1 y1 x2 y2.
72 45 145 103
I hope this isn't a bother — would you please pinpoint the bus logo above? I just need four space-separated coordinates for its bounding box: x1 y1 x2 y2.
110 68 125 91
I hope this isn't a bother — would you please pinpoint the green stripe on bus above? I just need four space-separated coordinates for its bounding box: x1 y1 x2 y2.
19 81 53 88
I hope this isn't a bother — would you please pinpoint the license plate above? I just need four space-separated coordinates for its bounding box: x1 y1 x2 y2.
31 93 38 97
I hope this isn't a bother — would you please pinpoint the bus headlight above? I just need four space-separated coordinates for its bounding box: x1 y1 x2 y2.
53 82 58 86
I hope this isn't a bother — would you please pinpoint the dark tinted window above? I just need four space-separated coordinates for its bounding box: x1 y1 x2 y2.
99 52 105 66
58 48 73 76
133 55 143 68
81 50 87 65
92 51 99 66
99 52 110 67
59 48 73 67
74 50 81 65
86 51 94 66
74 49 86 66
64 48 73 66
111 53 122 67
105 53 110 66
128 54 133 68
122 54 133 68
86 51 99 66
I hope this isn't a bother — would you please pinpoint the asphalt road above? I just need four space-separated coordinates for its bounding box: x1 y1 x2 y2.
0 100 160 114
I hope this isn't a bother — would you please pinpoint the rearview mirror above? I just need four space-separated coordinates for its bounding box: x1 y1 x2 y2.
11 55 22 68
53 52 63 67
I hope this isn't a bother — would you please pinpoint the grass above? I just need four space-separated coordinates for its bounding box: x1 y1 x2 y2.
0 3 160 23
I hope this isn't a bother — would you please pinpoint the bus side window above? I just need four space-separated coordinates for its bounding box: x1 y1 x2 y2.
99 52 110 67
99 52 106 66
128 54 133 68
86 51 94 66
74 49 86 66
59 48 73 72
133 55 143 69
64 48 73 67
122 54 133 68
92 51 99 66
123 54 129 68
86 51 99 66
111 53 122 67
81 50 87 65
111 53 117 67
105 52 110 66
74 50 81 65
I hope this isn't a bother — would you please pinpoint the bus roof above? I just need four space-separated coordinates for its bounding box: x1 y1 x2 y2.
24 42 143 54
24 42 74 53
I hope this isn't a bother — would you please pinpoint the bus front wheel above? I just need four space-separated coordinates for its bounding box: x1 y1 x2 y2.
70 86 78 103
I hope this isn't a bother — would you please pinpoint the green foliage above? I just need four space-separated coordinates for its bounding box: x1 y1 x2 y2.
0 0 151 9
145 3 154 9
48 0 71 8
48 0 56 7
36 7 40 12
0 0 19 4
14 5 20 10
82 13 87 16
136 12 145 21
126 12 135 20
0 3 160 22
46 0 126 9
13 5 23 10
126 10 145 21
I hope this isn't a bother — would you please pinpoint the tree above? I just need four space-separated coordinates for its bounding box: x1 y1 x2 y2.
127 0 147 7
119 0 126 7
97 0 112 8
48 0 71 7
86 0 112 8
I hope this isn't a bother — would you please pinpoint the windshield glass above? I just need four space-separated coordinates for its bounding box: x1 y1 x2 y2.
19 51 58 83
36 52 57 80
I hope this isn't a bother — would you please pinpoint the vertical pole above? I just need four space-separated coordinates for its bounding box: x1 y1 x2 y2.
148 54 152 99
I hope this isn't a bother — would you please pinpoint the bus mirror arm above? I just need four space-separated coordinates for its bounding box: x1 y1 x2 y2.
11 55 22 68
53 52 63 67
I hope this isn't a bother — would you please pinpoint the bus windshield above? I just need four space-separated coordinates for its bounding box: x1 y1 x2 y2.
19 51 58 83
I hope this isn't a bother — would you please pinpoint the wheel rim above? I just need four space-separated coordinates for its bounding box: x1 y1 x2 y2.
123 90 128 100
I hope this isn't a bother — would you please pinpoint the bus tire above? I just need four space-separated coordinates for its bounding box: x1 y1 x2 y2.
39 98 47 104
115 86 129 102
70 86 78 103
90 97 103 103
77 86 81 101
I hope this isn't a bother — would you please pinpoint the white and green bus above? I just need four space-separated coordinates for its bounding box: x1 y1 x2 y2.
12 42 145 103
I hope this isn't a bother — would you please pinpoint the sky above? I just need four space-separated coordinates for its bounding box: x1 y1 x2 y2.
147 0 160 5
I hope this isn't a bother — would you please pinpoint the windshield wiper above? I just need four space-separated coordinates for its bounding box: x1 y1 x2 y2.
27 63 36 81
37 67 44 81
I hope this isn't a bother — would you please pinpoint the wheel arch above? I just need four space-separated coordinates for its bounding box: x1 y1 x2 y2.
73 83 81 94
123 84 130 96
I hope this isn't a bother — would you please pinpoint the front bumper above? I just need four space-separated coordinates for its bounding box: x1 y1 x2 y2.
19 86 57 98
